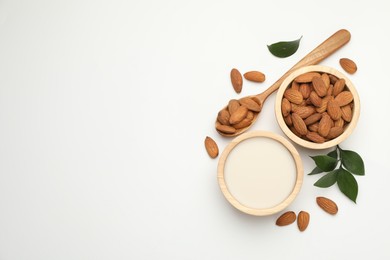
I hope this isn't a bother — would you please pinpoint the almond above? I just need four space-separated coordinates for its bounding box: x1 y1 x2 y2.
299 83 311 99
316 96 332 113
326 126 344 139
284 89 303 105
289 126 302 137
294 106 316 119
233 118 252 129
229 105 248 124
333 78 345 97
309 91 322 107
326 85 334 97
318 113 332 137
239 97 262 112
327 99 342 120
341 104 353 122
294 72 321 83
282 98 291 117
340 58 357 74
276 211 296 226
297 211 310 232
312 76 328 97
335 91 353 106
291 81 300 91
316 196 338 215
329 74 339 85
290 103 298 112
308 123 319 133
243 71 266 82
228 99 241 115
304 113 322 125
334 117 345 128
216 123 236 134
321 73 330 89
284 114 293 126
306 131 325 143
246 111 254 120
217 109 230 125
204 136 219 158
291 113 308 135
230 68 243 93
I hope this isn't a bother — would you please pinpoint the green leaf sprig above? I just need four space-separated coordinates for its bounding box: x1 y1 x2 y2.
309 145 365 203
267 36 302 58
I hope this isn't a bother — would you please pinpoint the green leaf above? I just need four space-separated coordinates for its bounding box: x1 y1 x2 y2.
314 170 339 188
310 155 338 172
340 149 365 175
308 166 324 175
267 36 302 58
327 149 338 159
337 168 358 203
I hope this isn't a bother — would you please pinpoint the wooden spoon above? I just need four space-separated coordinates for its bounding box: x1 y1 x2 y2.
216 29 351 137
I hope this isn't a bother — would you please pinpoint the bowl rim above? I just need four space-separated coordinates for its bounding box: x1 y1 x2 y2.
217 130 303 216
275 65 360 150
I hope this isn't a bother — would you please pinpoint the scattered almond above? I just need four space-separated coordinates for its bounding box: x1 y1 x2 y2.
316 196 338 215
243 71 266 82
340 58 357 74
297 211 310 232
230 68 243 93
204 136 219 158
276 211 296 226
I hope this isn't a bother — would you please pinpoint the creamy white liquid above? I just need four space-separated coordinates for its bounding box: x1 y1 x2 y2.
224 137 296 209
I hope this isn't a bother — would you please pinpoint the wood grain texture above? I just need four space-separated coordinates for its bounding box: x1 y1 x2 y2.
217 131 303 216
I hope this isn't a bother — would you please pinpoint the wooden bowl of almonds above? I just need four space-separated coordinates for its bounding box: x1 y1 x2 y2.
275 65 360 149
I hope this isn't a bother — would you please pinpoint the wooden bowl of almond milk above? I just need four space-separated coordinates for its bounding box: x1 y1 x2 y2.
217 131 303 216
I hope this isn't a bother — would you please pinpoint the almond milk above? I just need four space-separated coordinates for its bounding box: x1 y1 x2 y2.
224 136 296 209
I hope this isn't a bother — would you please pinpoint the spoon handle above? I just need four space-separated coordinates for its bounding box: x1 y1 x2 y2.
256 29 351 100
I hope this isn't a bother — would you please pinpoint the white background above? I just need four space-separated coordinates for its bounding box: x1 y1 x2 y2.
1 0 389 259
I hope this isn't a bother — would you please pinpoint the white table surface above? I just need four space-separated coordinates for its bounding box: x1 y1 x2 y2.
1 0 389 259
